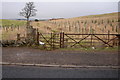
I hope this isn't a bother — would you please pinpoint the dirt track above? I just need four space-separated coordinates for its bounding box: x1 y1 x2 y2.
2 47 118 66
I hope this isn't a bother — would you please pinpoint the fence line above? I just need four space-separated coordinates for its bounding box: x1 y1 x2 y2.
1 25 120 49
36 32 119 49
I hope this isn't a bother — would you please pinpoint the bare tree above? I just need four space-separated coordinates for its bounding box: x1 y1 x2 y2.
19 2 37 27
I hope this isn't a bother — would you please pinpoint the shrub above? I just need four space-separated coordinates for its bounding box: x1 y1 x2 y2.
35 19 39 22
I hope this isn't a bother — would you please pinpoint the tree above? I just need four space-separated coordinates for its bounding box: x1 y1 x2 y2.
19 2 37 27
35 19 39 22
19 2 37 44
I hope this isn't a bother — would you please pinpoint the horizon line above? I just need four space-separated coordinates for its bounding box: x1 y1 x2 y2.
0 11 119 20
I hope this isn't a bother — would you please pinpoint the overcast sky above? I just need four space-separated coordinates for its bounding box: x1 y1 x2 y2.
1 2 118 19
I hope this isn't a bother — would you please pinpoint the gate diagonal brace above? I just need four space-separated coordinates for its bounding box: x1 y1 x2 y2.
71 34 90 47
65 34 83 47
107 36 118 43
39 33 53 46
93 34 113 47
47 33 56 43
65 34 90 48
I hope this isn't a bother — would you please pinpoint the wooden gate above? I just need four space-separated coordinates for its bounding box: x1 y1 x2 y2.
36 32 60 50
36 32 119 49
60 32 119 48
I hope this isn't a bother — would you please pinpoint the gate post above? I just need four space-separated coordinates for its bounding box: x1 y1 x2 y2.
51 32 53 49
116 34 120 70
116 34 120 47
60 32 62 48
52 33 55 49
62 32 64 48
60 32 64 48
36 31 39 45
108 30 110 42
91 34 93 46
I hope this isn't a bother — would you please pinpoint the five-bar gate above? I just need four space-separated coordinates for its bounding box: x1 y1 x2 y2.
36 32 119 49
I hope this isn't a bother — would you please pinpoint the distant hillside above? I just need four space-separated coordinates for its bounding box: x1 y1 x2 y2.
78 12 118 18
31 12 119 34
1 12 119 34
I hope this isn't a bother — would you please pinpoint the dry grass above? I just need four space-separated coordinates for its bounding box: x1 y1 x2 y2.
31 12 119 34
1 12 119 40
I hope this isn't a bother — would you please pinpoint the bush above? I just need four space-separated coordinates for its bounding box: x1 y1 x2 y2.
35 19 39 22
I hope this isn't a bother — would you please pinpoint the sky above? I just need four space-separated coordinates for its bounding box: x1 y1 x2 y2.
1 0 120 2
1 1 119 19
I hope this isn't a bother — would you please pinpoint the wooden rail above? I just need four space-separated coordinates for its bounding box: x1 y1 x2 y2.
37 32 119 49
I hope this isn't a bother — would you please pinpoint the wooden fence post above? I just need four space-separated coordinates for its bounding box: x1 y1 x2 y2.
91 34 93 46
116 34 120 67
91 30 93 47
51 32 53 49
60 32 62 48
17 25 19 30
52 33 55 49
36 32 39 45
108 30 110 42
17 34 20 41
60 32 64 48
116 34 120 47
62 32 64 48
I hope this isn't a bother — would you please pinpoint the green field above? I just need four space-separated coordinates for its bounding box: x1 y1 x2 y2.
0 19 26 26
72 12 118 19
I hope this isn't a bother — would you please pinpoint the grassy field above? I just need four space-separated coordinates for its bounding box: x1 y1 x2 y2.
0 19 26 40
0 19 26 26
